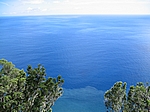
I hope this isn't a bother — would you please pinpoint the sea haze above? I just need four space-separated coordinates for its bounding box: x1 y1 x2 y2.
0 15 150 111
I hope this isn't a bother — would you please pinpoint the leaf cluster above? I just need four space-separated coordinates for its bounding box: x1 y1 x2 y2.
104 81 150 112
0 59 64 112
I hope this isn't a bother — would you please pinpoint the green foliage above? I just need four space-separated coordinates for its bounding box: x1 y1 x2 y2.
104 81 150 112
124 82 150 112
0 59 64 112
104 81 127 112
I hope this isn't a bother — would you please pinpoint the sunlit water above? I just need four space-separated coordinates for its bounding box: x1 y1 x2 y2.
0 15 150 111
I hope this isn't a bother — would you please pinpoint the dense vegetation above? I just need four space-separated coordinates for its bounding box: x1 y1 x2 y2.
104 81 150 112
0 59 64 112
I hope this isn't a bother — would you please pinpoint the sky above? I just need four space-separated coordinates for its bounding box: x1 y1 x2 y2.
0 0 150 16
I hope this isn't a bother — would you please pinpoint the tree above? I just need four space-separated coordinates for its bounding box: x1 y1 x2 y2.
104 81 150 112
104 81 127 112
0 59 64 112
0 59 26 112
124 82 150 112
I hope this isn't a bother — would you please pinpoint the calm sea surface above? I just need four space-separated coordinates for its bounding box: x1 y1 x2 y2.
0 15 150 111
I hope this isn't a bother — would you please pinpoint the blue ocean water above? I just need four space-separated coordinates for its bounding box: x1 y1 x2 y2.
0 15 150 111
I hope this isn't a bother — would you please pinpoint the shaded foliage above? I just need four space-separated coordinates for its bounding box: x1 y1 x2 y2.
104 81 150 112
124 82 150 112
104 81 127 112
0 59 64 112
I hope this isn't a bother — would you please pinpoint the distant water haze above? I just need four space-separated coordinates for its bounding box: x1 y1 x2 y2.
0 15 150 111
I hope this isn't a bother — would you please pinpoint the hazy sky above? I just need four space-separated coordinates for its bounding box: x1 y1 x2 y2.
0 0 150 16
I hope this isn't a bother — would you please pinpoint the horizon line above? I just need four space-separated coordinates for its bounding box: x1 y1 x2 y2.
1 13 150 17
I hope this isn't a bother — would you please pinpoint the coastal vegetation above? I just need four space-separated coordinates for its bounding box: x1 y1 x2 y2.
1 59 150 112
0 59 64 112
104 81 150 112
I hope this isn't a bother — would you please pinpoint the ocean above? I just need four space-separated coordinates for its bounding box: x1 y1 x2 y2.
0 15 150 111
